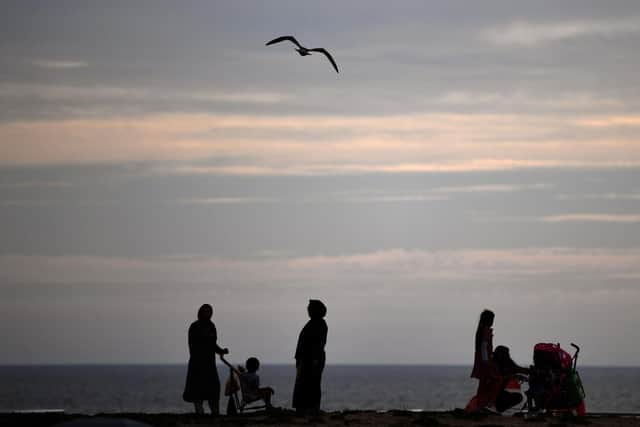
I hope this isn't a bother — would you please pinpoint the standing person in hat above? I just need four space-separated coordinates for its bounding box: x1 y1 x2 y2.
183 304 229 415
292 299 328 415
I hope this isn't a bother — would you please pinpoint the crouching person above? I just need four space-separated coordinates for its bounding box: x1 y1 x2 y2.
465 345 529 413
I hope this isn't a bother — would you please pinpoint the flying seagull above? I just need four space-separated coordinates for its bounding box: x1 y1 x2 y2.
265 35 339 73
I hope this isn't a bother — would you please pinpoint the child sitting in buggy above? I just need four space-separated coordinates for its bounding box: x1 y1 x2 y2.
240 357 275 407
222 355 275 414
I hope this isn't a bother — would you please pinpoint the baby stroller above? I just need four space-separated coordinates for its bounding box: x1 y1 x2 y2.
523 342 586 417
221 355 269 415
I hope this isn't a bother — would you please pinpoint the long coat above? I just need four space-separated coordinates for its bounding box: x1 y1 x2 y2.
292 318 328 411
466 325 497 412
471 326 493 379
183 319 221 402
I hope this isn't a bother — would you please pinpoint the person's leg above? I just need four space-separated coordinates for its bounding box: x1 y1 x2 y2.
259 388 274 407
207 398 219 416
292 365 308 414
496 391 523 412
309 367 324 414
194 400 204 414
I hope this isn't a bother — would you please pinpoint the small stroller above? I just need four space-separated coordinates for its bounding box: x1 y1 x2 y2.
523 342 586 417
221 355 268 415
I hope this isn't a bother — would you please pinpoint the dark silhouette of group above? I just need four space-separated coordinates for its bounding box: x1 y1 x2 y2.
182 303 529 416
182 300 327 416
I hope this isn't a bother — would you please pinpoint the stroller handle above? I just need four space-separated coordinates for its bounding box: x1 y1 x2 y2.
220 355 234 369
570 343 580 354
570 343 580 370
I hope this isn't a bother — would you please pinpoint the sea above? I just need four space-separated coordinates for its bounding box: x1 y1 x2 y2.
1 365 639 414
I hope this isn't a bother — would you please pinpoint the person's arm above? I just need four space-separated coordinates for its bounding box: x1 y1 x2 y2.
310 321 328 366
480 327 492 363
187 324 194 355
214 344 229 356
480 340 490 363
295 324 308 364
219 355 239 375
210 324 229 355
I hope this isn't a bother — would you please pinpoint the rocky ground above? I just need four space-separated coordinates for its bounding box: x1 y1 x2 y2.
3 409 640 427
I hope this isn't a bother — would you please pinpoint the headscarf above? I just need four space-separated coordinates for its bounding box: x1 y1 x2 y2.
493 345 518 375
475 309 494 350
197 304 213 321
308 299 327 319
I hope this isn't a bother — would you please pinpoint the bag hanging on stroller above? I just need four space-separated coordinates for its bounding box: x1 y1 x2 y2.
525 342 586 416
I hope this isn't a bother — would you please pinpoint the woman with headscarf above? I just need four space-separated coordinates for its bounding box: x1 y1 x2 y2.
183 304 229 415
465 309 496 412
292 299 328 415
472 309 495 381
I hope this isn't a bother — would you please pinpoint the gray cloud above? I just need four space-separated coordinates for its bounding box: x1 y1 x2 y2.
3 247 640 364
483 18 640 46
542 214 640 223
3 247 640 286
31 59 89 69
173 197 276 205
555 192 640 200
0 180 71 188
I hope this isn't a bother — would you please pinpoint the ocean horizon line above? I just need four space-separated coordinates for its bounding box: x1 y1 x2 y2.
2 363 639 368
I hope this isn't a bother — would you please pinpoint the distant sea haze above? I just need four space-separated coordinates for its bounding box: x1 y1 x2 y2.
1 365 639 414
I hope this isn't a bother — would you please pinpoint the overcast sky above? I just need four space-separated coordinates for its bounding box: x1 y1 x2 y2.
2 1 640 366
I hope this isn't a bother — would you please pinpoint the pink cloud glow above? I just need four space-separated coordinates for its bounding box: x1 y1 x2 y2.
2 247 639 286
2 113 640 172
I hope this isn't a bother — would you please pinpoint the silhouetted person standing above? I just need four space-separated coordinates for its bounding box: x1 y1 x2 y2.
472 309 494 381
292 299 328 415
183 304 229 415
466 309 496 412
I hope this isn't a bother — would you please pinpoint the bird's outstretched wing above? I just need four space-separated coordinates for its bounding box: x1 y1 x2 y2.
309 48 339 73
265 35 303 49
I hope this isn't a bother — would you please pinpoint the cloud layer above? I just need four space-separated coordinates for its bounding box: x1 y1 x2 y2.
484 18 640 46
2 247 639 286
3 112 640 173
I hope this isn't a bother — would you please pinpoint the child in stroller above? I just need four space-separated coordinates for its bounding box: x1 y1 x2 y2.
222 355 275 414
524 342 586 417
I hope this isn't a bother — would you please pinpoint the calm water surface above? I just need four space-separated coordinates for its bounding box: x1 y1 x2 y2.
1 365 639 414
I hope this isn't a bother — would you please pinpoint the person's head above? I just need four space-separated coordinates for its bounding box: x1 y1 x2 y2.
493 345 510 364
478 309 495 328
307 299 327 319
197 304 213 321
492 345 516 372
245 357 260 373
